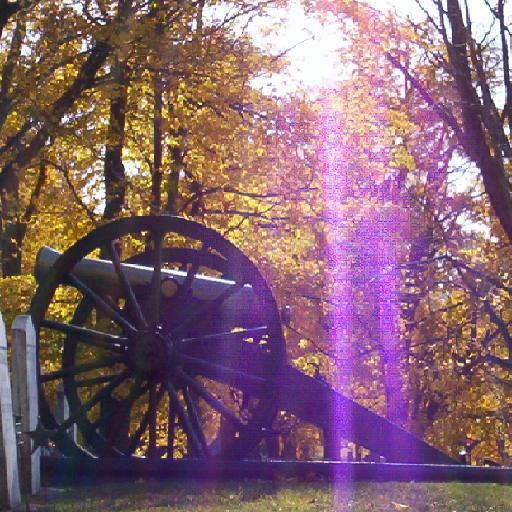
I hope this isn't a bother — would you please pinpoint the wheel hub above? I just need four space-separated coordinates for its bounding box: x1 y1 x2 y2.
128 329 175 377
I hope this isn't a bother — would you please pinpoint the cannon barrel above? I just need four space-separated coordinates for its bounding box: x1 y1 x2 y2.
35 246 267 327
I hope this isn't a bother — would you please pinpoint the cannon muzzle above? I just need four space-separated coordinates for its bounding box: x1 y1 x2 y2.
35 246 266 327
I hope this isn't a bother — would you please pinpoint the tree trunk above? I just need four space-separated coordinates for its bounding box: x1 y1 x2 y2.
0 161 46 277
0 0 21 40
402 224 435 436
0 18 25 277
103 58 129 221
0 169 20 276
165 101 185 215
444 0 512 243
150 70 163 215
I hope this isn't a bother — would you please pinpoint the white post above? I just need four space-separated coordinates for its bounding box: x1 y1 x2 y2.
12 315 40 495
0 312 21 509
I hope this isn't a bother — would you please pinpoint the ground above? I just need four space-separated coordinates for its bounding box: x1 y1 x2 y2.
20 479 512 511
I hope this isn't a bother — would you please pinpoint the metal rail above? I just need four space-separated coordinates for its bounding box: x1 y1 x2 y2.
42 457 512 484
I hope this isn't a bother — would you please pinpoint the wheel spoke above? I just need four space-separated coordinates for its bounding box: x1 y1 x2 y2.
40 355 123 383
67 273 137 336
125 384 165 456
172 280 245 337
177 353 266 385
97 377 148 451
76 374 119 388
56 369 130 433
181 326 268 345
148 384 158 457
148 231 164 328
181 242 208 294
165 379 204 457
176 368 245 430
183 387 209 456
41 320 127 352
167 400 176 459
107 241 148 330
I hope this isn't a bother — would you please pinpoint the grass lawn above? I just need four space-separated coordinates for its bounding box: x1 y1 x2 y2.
25 478 512 512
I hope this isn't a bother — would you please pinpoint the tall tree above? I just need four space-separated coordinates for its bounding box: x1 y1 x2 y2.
0 0 134 274
318 0 512 460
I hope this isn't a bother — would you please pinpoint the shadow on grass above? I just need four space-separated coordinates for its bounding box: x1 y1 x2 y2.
25 478 512 512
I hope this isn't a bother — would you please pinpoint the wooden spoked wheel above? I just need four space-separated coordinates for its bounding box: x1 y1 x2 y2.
31 216 285 459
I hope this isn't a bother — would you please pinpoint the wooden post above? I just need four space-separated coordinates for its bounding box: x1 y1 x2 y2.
323 427 341 460
11 315 40 495
0 312 21 509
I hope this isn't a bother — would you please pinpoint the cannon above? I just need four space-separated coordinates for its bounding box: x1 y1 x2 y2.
31 215 455 463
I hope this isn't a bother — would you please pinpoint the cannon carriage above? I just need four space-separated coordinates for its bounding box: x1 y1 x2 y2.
31 215 455 465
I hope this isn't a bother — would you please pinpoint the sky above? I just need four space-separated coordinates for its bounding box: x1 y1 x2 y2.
252 0 427 93
251 3 344 93
251 0 491 239
254 0 498 94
